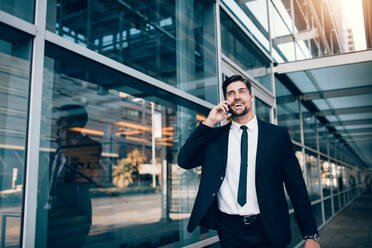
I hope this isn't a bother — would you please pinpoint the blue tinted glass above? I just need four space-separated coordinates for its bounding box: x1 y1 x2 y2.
0 24 32 247
35 43 214 248
46 0 218 104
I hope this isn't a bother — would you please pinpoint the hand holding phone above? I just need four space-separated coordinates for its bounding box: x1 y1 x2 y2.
203 101 232 127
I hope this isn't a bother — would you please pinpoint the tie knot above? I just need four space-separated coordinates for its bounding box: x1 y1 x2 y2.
240 125 248 131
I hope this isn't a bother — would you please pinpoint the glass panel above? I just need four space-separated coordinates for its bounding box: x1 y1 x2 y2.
329 136 336 159
331 162 339 193
339 193 345 208
268 0 295 62
0 0 34 23
311 202 323 226
333 195 339 212
220 9 272 92
305 149 321 201
318 122 328 155
221 0 270 51
336 165 344 192
350 169 357 197
324 198 332 221
255 98 271 123
275 78 301 142
35 43 214 248
46 0 218 104
320 156 332 197
0 24 32 247
302 107 316 150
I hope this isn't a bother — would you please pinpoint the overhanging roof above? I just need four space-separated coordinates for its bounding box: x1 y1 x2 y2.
275 50 372 168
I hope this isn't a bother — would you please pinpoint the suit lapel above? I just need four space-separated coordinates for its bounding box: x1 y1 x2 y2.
255 120 265 176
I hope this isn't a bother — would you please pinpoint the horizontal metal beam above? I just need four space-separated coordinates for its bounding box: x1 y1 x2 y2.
0 10 37 36
302 85 372 101
219 2 273 62
344 134 372 140
327 119 372 127
318 105 372 116
273 29 319 46
45 31 214 112
343 128 372 134
275 49 372 74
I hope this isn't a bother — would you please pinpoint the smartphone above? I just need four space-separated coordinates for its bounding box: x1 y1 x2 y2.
227 104 232 114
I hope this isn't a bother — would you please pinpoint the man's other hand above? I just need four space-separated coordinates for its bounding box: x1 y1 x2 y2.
304 239 320 248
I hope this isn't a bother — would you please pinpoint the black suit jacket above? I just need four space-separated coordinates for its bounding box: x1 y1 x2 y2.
177 120 318 246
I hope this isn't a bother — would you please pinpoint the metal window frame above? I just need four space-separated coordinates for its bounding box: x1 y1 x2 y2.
45 31 214 110
275 49 372 74
21 0 47 247
0 10 37 36
219 1 273 63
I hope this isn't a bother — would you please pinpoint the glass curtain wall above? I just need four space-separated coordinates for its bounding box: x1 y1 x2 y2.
0 1 367 248
220 2 272 92
34 43 212 248
255 98 271 122
45 0 219 104
0 24 32 248
275 78 301 142
0 0 34 23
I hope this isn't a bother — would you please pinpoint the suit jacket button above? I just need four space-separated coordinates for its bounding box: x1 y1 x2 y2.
220 176 224 181
212 193 216 197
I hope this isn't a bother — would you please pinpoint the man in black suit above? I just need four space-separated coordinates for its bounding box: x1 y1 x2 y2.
178 75 320 248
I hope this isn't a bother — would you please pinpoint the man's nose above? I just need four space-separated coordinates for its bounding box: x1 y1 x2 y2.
233 94 241 100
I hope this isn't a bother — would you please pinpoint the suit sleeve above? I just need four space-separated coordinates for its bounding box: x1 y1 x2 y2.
282 128 319 237
177 122 213 170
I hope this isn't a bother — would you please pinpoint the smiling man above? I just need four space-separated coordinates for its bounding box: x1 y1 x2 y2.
178 75 320 248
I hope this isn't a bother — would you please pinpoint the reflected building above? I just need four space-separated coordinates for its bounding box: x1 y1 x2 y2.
0 0 371 248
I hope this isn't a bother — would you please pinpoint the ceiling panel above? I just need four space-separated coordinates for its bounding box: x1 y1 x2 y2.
309 61 372 91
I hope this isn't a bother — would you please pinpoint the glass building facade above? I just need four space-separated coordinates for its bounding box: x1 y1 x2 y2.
0 0 369 247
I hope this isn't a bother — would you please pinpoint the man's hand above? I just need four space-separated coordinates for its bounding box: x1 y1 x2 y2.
203 101 232 127
304 239 320 248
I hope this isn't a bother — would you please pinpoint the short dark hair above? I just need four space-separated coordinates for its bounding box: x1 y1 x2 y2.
57 104 88 128
222 75 252 98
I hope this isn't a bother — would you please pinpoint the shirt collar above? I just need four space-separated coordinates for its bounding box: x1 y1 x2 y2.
230 116 257 132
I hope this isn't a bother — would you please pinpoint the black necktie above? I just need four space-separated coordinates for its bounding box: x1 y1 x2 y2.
238 125 248 206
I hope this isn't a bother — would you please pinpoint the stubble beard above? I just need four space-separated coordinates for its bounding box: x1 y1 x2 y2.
231 105 249 117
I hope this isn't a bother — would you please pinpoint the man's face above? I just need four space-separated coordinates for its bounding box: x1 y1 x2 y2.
225 81 254 117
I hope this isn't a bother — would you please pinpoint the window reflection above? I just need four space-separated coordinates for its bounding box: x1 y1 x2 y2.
35 45 211 247
0 0 34 22
303 111 317 150
331 162 339 193
255 98 271 123
0 24 31 247
305 150 321 201
46 0 218 103
275 78 301 142
321 157 332 197
220 9 272 92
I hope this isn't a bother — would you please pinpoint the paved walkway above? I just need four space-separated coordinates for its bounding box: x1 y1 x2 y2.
319 192 372 248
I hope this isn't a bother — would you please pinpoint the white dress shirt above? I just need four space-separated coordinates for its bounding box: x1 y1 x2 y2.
217 116 260 215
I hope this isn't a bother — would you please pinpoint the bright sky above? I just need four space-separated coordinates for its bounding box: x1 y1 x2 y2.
340 0 367 50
